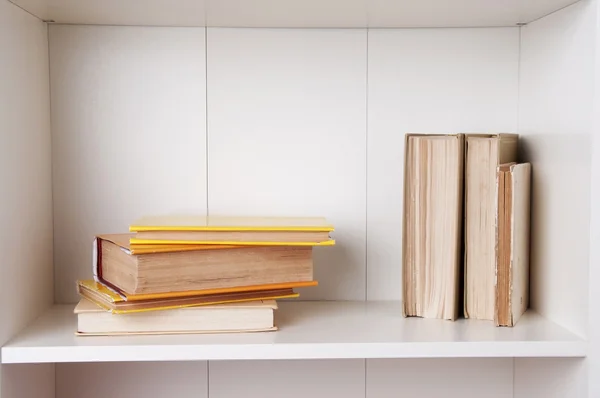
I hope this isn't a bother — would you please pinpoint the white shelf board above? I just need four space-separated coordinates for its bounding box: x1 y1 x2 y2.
1 301 586 363
8 0 581 27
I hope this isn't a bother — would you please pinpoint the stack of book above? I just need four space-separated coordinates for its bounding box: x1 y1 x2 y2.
402 133 531 326
75 216 334 335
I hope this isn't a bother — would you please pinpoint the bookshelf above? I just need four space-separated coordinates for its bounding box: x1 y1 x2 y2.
2 302 586 364
1 0 598 397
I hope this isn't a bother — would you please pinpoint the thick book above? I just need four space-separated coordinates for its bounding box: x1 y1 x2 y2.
75 298 278 335
93 234 314 295
129 215 335 246
402 134 464 320
495 163 531 327
77 279 300 314
464 134 518 320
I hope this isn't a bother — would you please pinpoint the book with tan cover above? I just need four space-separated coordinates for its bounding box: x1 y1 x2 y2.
464 134 518 320
495 163 531 327
93 234 315 296
402 133 464 320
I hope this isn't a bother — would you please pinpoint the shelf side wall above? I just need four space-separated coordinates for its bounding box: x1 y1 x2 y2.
0 1 54 397
515 1 597 397
518 0 595 338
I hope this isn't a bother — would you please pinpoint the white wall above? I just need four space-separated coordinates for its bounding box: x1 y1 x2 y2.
49 25 208 303
0 1 54 397
56 362 207 398
207 28 367 301
367 359 513 398
366 27 519 300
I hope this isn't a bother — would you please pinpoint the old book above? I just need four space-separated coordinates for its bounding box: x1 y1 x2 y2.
75 298 278 335
129 215 334 246
77 279 300 314
464 134 518 320
93 234 314 295
402 134 464 320
495 163 531 327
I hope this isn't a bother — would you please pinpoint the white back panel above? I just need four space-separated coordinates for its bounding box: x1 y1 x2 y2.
209 360 364 398
367 28 519 300
0 1 53 396
2 364 54 398
367 359 512 398
49 25 207 303
518 0 594 337
207 28 367 300
57 362 207 398
515 359 587 398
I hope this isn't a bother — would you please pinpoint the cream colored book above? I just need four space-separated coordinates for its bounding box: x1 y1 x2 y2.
75 298 278 335
464 134 518 320
402 134 464 320
495 163 531 327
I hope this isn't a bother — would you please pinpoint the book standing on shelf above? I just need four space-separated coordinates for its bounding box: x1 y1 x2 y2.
402 133 464 321
495 162 531 327
401 132 531 327
463 134 518 321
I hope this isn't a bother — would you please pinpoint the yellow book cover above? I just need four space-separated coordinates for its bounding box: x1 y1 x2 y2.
77 280 303 314
129 215 334 232
129 238 335 246
122 280 318 300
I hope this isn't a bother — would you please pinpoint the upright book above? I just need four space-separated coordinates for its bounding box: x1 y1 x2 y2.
402 134 464 320
495 163 531 327
463 134 518 320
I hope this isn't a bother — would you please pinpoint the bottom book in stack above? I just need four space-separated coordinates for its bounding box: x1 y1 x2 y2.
74 279 300 335
75 298 278 335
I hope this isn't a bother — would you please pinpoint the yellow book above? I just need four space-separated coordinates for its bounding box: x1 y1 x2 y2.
77 280 302 314
129 215 334 232
129 216 335 246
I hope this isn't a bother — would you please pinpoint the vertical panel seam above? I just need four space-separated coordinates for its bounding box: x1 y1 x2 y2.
364 358 368 398
517 26 522 137
46 23 57 309
44 22 58 397
207 361 210 398
365 28 369 302
205 26 209 217
512 357 516 398
205 25 210 398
